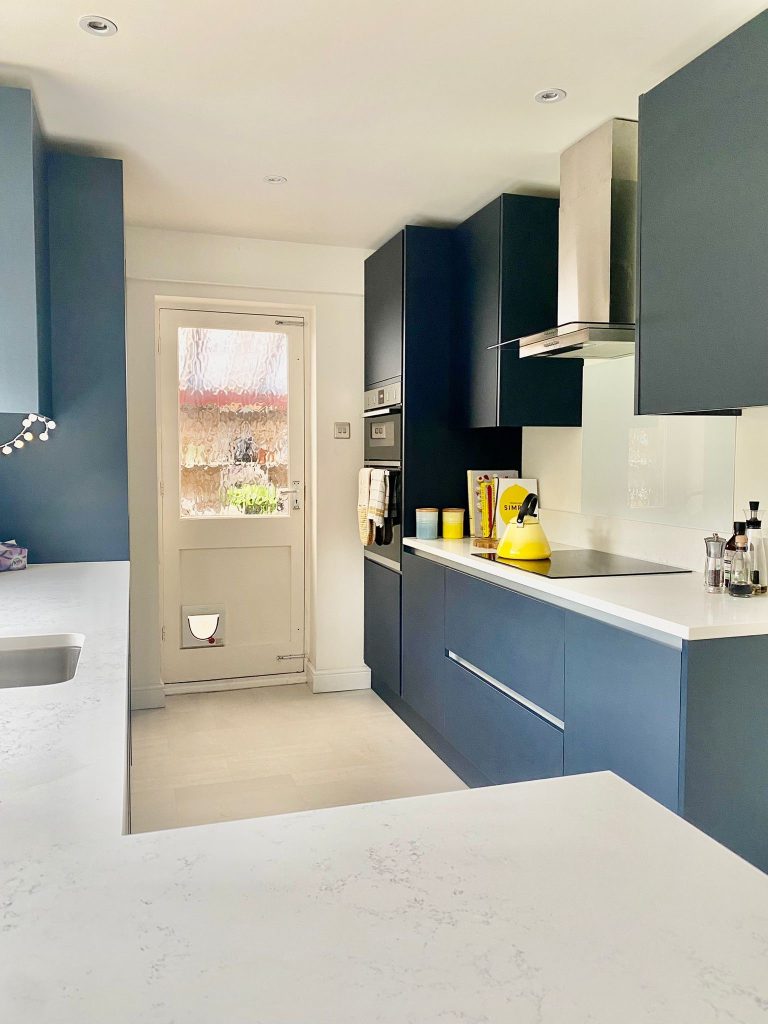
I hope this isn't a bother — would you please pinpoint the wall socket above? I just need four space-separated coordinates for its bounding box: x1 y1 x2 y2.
334 422 351 439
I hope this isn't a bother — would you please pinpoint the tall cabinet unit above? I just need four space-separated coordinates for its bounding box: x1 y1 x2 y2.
455 194 583 429
636 9 768 414
364 226 528 700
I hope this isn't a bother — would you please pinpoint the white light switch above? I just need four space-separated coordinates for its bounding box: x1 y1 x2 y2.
334 422 351 439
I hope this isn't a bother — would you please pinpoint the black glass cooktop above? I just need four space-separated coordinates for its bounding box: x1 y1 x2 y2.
472 548 691 579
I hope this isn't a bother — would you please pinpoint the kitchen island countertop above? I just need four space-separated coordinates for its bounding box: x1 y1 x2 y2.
1 563 767 1023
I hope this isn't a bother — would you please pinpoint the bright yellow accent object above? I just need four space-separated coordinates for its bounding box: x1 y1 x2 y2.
496 517 552 560
442 508 465 540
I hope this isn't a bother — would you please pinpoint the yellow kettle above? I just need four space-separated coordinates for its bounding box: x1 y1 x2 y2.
496 493 552 560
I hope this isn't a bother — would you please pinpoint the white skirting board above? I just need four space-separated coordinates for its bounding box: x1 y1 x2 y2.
130 683 166 711
306 661 371 693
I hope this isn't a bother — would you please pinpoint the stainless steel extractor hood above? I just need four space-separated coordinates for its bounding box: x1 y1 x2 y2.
516 118 638 359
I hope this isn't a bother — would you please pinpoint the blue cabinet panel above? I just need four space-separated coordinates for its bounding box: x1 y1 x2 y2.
455 193 582 428
442 656 563 785
564 614 682 811
364 558 401 699
401 553 445 730
636 10 768 413
444 568 565 719
364 231 403 388
683 637 768 873
0 87 50 415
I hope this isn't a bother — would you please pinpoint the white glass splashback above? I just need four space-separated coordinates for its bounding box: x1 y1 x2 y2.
581 358 736 529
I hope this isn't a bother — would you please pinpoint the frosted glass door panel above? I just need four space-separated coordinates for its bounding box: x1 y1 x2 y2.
581 358 736 529
178 327 289 517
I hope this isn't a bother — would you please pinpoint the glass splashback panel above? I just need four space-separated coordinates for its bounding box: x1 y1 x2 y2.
581 357 736 529
178 327 289 517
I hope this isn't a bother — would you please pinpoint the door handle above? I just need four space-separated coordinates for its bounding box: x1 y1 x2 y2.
279 482 302 510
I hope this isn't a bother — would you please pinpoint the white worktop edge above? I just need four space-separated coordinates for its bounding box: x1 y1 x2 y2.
403 537 768 642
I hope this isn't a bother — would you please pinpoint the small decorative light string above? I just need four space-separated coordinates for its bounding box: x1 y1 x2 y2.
1 413 56 456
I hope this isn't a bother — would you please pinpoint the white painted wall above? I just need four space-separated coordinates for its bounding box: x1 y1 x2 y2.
523 368 768 571
126 227 372 709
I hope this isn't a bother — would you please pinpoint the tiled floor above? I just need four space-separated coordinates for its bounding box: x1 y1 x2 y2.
130 684 466 833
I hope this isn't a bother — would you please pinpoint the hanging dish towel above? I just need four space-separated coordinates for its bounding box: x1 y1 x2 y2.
381 469 399 545
368 468 389 537
358 468 374 545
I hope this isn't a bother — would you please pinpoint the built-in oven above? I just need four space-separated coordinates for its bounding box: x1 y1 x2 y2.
363 384 402 569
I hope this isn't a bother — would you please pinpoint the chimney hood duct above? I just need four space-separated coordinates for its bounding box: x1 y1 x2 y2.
514 118 638 359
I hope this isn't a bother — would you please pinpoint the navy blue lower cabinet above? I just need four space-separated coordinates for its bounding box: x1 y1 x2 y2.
442 656 563 785
445 568 565 719
563 613 683 812
401 553 445 730
683 637 768 873
364 558 401 699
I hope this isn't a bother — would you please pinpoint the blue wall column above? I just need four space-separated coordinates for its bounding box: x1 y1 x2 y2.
0 153 128 562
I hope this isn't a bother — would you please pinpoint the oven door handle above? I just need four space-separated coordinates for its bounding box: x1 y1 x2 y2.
362 406 401 418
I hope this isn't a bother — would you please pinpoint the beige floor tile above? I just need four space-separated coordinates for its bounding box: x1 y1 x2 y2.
174 775 307 827
130 683 466 833
129 787 178 834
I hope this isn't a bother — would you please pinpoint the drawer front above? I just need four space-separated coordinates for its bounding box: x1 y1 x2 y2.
364 558 401 698
442 656 564 785
445 568 565 719
401 553 445 730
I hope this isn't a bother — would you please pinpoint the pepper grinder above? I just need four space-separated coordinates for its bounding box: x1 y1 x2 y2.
704 533 726 593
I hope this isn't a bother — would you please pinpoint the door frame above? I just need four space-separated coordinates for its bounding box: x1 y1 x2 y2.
154 295 314 694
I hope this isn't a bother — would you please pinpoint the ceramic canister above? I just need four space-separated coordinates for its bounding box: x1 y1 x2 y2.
416 508 439 540
442 508 465 540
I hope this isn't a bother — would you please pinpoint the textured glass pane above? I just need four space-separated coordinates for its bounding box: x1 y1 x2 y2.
178 327 289 517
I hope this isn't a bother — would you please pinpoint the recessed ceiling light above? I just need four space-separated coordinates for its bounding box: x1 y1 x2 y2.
263 175 288 184
78 15 118 37
534 88 567 104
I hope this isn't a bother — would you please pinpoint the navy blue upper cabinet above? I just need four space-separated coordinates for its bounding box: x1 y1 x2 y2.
636 10 768 414
364 231 403 389
455 194 582 428
0 88 51 416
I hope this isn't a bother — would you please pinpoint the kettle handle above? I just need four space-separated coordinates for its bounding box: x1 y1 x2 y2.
516 492 538 524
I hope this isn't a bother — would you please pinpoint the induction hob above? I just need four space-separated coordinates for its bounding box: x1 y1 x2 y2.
472 548 691 579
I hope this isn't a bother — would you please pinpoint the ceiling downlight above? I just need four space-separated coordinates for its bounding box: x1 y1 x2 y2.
78 15 118 37
534 88 567 104
263 175 288 184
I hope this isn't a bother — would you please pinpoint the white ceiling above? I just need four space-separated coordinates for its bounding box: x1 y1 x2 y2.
2 1 765 248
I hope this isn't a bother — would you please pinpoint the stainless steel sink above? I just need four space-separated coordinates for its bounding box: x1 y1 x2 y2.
0 634 84 688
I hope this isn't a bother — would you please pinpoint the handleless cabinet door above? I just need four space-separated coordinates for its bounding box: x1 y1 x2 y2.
444 568 565 720
364 558 401 699
364 232 403 389
564 613 683 811
442 656 563 785
401 552 445 730
636 10 768 413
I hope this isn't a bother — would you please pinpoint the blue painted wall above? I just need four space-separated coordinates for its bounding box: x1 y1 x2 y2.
0 87 51 415
0 152 128 562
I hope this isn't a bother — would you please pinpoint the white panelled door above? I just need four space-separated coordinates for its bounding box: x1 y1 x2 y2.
158 308 305 684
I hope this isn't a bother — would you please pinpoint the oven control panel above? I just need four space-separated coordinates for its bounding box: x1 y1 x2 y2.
364 381 401 410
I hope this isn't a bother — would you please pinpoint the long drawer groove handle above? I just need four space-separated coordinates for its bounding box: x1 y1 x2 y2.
446 650 565 731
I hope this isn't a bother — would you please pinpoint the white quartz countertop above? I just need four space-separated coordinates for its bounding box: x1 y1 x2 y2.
0 562 130 855
404 536 768 641
2 563 768 1023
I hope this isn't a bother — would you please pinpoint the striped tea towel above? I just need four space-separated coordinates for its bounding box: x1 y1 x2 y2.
358 468 374 545
368 469 389 530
